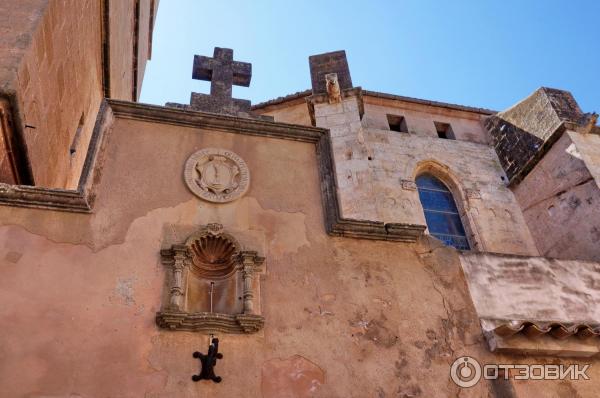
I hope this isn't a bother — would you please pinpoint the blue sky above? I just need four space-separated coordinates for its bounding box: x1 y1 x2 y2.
140 1 599 113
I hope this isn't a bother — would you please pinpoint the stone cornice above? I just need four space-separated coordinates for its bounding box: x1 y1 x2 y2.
0 99 425 242
108 99 326 143
0 101 113 212
251 88 496 116
362 90 496 115
0 184 92 213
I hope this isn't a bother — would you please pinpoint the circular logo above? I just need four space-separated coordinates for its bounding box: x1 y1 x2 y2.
184 148 250 203
450 356 482 388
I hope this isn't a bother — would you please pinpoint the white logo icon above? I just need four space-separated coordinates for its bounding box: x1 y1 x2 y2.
450 356 482 388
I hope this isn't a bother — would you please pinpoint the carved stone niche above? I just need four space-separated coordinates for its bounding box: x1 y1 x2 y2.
156 223 265 334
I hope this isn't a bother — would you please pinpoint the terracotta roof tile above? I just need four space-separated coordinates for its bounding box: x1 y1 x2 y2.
484 318 600 340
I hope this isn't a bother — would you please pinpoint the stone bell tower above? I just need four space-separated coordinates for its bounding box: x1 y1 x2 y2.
0 0 158 188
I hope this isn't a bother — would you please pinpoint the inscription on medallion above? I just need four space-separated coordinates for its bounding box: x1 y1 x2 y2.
184 148 250 203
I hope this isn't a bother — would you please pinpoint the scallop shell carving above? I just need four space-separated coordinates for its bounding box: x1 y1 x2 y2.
190 235 238 278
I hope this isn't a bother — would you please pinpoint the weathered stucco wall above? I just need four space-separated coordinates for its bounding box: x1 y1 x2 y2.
512 131 600 261
1 103 600 396
461 252 600 324
0 109 500 397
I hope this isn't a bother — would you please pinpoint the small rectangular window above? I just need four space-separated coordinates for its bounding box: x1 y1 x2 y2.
387 114 408 133
434 122 455 140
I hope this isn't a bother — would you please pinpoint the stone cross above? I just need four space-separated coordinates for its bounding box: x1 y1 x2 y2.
172 47 253 116
165 47 269 119
192 47 251 99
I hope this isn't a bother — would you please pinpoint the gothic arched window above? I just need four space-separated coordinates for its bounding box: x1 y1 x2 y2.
416 174 470 250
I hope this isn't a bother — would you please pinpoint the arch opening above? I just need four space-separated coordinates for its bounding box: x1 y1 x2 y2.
416 173 470 250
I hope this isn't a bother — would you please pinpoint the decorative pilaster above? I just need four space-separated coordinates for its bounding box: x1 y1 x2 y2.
238 251 265 315
169 245 190 311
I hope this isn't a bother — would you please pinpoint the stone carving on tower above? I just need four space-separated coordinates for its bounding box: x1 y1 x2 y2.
156 223 265 333
325 73 342 104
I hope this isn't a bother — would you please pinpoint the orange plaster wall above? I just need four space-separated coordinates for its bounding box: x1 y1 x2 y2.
0 111 500 397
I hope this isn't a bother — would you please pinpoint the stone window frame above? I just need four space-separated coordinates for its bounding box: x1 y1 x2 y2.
413 160 482 251
416 174 470 250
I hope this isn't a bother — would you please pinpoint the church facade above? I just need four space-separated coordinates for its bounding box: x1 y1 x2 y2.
1 1 600 397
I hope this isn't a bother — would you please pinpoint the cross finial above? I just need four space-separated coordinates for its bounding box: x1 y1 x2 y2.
192 47 251 98
166 47 257 117
184 47 252 115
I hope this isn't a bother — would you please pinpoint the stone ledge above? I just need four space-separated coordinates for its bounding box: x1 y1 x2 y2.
329 218 425 242
156 311 264 334
0 183 91 212
461 253 600 357
111 99 323 143
0 101 112 213
486 331 600 358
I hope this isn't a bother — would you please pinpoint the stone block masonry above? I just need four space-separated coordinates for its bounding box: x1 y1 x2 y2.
485 87 597 185
309 50 353 94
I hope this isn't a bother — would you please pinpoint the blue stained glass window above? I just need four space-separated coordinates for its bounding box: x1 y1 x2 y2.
416 174 470 250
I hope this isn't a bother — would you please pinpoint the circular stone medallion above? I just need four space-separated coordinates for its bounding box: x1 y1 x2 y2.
184 148 250 203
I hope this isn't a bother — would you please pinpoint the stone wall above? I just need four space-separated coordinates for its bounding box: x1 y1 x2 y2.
485 87 596 185
15 0 104 188
0 0 51 185
254 92 494 146
0 0 48 95
110 0 156 101
312 93 539 256
108 0 136 100
512 131 600 261
0 0 156 188
309 50 353 94
135 0 154 100
362 96 492 145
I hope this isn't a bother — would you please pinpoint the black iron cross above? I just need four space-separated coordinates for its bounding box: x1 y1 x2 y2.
192 337 223 383
192 47 252 100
